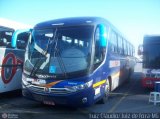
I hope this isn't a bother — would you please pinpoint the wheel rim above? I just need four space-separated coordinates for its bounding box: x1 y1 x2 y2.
105 79 110 96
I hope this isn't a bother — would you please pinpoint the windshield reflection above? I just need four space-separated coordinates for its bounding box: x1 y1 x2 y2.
143 44 160 69
24 26 93 78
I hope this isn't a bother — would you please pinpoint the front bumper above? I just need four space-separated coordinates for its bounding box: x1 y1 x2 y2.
22 84 95 107
142 77 160 88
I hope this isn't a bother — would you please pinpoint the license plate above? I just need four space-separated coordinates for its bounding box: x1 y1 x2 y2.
43 100 55 106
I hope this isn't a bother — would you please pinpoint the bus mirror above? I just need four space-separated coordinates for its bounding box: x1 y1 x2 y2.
17 40 26 49
11 29 31 48
138 44 143 55
99 24 107 47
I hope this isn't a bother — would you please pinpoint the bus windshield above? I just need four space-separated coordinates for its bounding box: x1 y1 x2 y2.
24 26 93 78
143 43 160 69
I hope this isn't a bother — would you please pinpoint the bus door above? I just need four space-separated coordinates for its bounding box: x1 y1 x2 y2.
0 29 30 93
92 24 108 100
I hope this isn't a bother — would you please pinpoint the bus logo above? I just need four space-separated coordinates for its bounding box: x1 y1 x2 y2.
44 87 50 92
1 53 23 84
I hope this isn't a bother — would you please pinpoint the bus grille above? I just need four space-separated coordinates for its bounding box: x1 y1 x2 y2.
50 88 73 94
27 85 74 94
28 85 44 93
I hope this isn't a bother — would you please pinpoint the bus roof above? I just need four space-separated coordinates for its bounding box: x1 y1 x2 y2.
144 35 160 44
34 17 132 45
35 17 126 36
0 18 32 30
34 17 111 28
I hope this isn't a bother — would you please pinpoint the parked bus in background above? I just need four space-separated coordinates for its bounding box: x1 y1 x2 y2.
138 35 160 88
22 17 136 107
0 18 31 93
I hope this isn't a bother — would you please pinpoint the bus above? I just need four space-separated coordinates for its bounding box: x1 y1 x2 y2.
139 35 160 88
22 17 136 107
0 18 31 93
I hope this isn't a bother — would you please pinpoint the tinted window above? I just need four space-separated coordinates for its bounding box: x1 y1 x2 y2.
123 40 128 55
25 26 93 77
0 31 13 48
110 30 118 53
17 32 30 49
143 43 160 68
118 36 123 54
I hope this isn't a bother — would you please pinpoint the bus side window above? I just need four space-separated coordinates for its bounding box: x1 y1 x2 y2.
94 27 102 63
127 42 129 55
131 45 133 56
133 47 135 56
122 39 125 55
123 39 128 55
118 36 123 54
94 25 107 64
0 31 12 48
17 32 30 50
110 30 118 53
129 43 132 56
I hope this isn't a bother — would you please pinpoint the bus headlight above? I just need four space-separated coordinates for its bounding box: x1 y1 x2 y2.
71 80 93 91
22 75 33 86
22 76 29 86
85 80 93 88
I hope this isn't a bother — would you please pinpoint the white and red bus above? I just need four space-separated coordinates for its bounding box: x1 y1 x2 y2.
0 18 31 93
139 35 160 88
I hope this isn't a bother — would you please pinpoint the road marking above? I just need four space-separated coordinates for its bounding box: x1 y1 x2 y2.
108 79 138 113
110 92 131 96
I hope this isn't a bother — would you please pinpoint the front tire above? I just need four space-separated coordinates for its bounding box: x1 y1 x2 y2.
98 79 110 104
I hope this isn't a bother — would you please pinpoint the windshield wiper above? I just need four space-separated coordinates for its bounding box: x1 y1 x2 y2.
29 51 46 77
29 34 52 77
29 29 68 79
55 47 68 78
51 33 68 79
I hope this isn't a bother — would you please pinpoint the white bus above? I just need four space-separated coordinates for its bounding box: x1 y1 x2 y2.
0 18 31 93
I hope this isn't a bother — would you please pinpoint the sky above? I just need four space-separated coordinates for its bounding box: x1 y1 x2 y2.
0 0 160 56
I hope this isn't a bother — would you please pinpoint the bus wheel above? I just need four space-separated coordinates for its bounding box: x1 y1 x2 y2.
98 79 110 104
